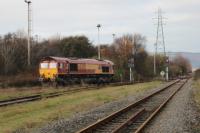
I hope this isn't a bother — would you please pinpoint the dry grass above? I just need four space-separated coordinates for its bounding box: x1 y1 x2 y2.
0 73 37 83
0 73 39 88
192 79 200 132
0 87 68 101
0 81 161 133
193 79 200 106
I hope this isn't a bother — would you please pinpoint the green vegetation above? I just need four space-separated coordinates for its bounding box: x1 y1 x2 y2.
0 87 68 101
0 81 161 133
0 32 192 82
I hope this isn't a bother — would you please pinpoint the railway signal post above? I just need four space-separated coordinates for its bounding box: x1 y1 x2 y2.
128 58 134 83
166 57 169 81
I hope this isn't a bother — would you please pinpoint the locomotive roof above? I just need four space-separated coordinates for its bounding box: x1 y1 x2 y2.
41 56 114 65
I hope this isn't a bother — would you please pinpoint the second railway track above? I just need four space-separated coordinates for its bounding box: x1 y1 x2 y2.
77 79 188 133
0 81 135 107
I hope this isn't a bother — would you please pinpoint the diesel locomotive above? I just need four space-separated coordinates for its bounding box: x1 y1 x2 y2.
39 56 114 84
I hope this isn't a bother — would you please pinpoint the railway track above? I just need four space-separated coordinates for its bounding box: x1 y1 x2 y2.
0 81 137 107
76 79 188 133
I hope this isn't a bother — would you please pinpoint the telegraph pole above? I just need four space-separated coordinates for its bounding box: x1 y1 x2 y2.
97 24 101 60
25 0 32 66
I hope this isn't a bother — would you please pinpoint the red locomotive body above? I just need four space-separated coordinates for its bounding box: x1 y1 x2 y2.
39 56 114 84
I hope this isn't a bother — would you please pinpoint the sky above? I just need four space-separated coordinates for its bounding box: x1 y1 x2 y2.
0 0 199 52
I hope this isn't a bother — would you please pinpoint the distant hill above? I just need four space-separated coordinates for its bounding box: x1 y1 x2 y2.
168 52 200 71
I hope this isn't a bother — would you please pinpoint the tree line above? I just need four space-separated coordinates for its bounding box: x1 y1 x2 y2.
0 31 192 81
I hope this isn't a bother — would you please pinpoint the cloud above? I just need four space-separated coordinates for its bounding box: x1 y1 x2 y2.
0 0 199 52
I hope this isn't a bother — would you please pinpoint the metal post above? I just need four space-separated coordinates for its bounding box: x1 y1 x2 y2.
25 0 31 66
97 24 101 60
166 56 169 81
28 2 30 66
130 67 132 82
166 66 169 81
154 43 157 75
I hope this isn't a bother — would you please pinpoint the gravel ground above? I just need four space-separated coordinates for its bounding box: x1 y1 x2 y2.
28 82 175 133
143 79 200 133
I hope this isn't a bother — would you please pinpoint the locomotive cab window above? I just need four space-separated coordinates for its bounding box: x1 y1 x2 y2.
40 63 48 69
70 63 78 71
49 62 57 68
102 66 109 73
58 63 64 69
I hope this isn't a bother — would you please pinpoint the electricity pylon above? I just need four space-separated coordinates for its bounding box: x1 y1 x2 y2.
154 8 168 81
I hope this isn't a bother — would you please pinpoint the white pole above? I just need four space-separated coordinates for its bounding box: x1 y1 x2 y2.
28 2 30 66
97 24 101 60
166 66 169 81
130 67 132 82
25 0 31 66
166 56 169 81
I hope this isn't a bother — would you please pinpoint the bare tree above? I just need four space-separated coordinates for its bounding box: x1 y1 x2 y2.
0 33 17 74
101 34 147 81
173 55 192 75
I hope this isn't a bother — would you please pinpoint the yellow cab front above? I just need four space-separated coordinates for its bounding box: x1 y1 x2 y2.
39 61 58 81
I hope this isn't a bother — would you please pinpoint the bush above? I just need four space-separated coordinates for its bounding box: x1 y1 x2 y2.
194 69 200 80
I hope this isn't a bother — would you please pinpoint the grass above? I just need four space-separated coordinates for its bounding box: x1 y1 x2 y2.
0 87 69 101
193 79 200 106
0 81 161 133
192 79 200 132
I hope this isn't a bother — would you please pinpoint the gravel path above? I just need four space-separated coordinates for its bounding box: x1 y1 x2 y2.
29 82 174 133
143 79 200 133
